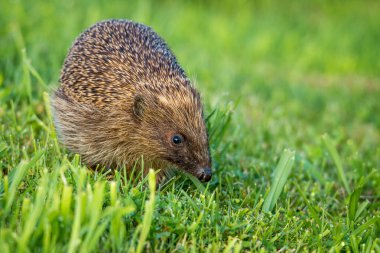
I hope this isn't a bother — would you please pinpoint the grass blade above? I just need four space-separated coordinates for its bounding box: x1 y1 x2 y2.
18 180 49 251
322 134 350 193
179 170 206 193
222 238 242 253
43 92 61 155
79 182 105 253
352 217 380 236
4 150 44 214
68 192 84 253
348 187 362 222
262 149 295 212
135 169 156 253
355 200 370 221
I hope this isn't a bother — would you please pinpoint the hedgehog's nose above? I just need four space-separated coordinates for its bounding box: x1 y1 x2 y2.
199 168 212 182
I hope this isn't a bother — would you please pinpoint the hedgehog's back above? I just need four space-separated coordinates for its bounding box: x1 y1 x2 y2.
59 19 188 107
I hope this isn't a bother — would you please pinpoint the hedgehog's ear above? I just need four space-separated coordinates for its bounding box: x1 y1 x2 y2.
133 94 145 119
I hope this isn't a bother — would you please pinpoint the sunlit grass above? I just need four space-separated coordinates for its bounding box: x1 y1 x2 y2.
0 0 379 252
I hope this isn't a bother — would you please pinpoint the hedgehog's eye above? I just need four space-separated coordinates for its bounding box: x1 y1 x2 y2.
172 134 184 145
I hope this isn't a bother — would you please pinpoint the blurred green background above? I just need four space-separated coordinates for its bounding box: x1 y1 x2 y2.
2 0 379 172
2 0 379 135
0 0 379 251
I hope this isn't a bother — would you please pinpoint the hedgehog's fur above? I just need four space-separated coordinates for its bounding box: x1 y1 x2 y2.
52 19 212 182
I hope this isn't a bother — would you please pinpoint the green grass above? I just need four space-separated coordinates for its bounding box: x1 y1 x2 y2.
1 0 380 251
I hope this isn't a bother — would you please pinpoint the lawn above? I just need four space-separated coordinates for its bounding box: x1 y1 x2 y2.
1 0 379 252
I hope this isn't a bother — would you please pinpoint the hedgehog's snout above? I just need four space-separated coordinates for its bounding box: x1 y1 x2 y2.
198 167 212 182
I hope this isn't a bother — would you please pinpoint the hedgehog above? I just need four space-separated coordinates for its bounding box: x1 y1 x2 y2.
52 19 212 183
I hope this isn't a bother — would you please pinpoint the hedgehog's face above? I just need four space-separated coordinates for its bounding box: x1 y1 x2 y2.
162 127 212 182
133 90 212 182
